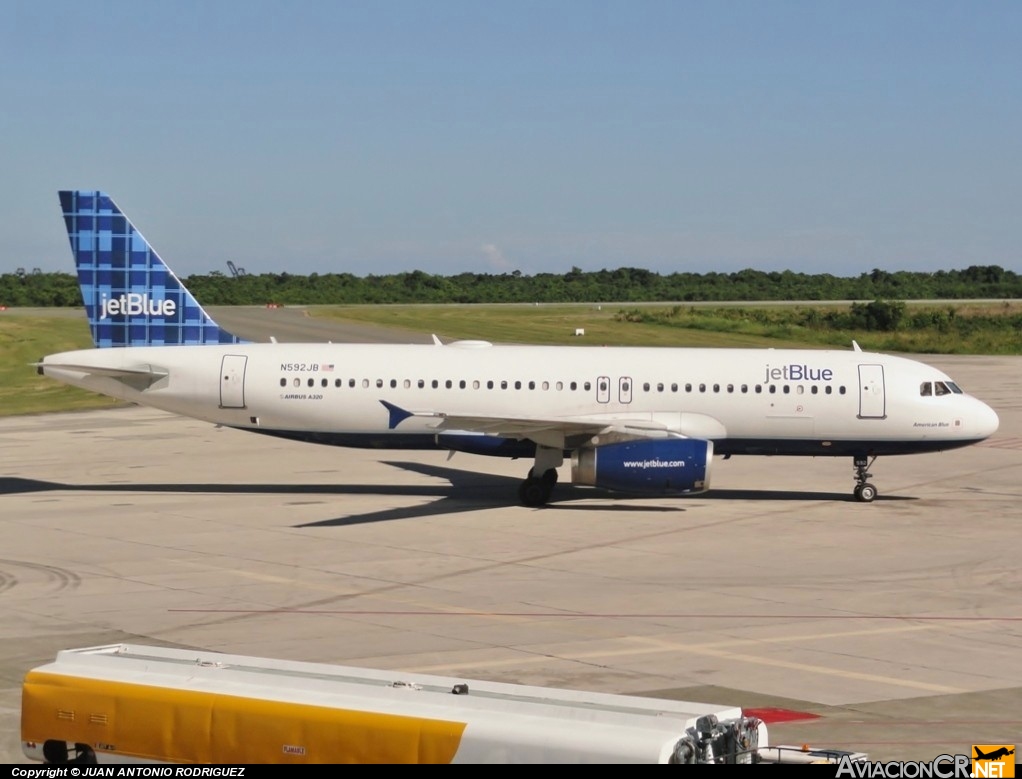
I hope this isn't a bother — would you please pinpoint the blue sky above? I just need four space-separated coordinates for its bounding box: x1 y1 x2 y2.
2 1 1020 277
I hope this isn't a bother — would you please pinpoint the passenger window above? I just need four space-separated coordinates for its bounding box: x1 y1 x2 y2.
349 379 356 388
825 386 832 394
769 385 776 394
601 381 609 392
308 378 315 388
796 385 804 395
685 383 692 392
671 383 678 392
570 381 577 391
515 381 522 390
556 381 563 391
501 380 508 390
485 380 491 389
755 385 762 394
376 379 384 388
445 380 453 389
418 379 425 388
362 379 370 388
713 384 720 393
643 382 650 392
459 380 466 389
321 378 328 388
390 379 397 388
699 383 706 393
727 384 734 393
432 379 439 388
741 384 748 393
542 381 549 390
839 386 847 395
335 378 342 388
528 381 535 390
782 385 790 394
811 386 818 394
403 379 411 389
280 378 286 387
584 382 591 391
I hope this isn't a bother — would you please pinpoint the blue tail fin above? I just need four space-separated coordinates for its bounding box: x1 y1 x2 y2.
58 190 241 347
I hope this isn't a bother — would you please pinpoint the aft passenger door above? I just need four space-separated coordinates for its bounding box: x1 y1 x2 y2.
220 355 248 409
597 376 611 404
857 364 886 419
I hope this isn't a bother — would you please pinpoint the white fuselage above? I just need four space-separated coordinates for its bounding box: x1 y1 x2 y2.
41 341 1000 458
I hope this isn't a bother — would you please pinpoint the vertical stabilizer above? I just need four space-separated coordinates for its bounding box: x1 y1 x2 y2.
58 190 241 347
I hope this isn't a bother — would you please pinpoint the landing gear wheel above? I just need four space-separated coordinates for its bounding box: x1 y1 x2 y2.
852 455 878 503
518 477 551 507
523 446 563 507
856 483 877 503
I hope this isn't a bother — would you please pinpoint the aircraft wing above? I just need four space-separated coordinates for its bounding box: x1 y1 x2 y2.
421 412 678 450
381 401 726 449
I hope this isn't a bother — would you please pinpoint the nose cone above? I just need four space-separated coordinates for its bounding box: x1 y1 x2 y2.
974 400 1000 439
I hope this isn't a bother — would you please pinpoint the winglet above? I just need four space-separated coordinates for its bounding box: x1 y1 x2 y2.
852 340 862 352
432 334 443 346
58 191 242 347
379 400 414 429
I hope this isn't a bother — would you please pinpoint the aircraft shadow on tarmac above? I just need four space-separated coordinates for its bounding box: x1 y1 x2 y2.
0 462 906 527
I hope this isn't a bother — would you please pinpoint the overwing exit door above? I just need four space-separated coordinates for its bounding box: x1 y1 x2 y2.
619 376 633 404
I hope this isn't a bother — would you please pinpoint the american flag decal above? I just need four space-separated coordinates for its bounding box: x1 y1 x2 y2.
322 364 334 372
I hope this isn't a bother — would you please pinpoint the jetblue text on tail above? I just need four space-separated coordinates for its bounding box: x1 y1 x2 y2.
58 190 241 347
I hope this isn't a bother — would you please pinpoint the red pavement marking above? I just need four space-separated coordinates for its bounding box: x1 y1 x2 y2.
744 707 821 724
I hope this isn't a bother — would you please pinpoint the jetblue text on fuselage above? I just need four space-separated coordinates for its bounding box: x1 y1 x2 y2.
764 364 834 382
99 293 177 320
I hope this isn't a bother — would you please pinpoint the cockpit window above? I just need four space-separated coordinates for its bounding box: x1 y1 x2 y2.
934 381 951 396
946 382 963 394
920 382 932 396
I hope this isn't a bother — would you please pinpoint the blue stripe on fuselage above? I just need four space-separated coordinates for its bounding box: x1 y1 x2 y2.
236 428 986 459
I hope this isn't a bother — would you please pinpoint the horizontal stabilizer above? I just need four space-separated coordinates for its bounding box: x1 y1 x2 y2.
37 361 169 391
37 362 168 379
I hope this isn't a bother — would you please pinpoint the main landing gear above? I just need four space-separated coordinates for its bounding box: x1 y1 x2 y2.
853 456 878 503
519 468 558 506
519 445 563 507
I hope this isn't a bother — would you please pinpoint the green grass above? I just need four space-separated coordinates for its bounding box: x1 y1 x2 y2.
313 304 794 348
0 314 123 416
314 301 1022 354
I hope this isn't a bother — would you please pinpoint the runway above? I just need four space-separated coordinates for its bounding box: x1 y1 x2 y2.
1 310 1020 763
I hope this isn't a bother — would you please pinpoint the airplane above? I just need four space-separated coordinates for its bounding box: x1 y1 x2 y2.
974 747 1015 761
38 190 1000 507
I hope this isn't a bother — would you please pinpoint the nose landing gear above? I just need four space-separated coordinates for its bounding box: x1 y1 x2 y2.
853 456 878 502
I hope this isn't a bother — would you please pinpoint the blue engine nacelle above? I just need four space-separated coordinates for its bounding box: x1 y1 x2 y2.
571 438 713 495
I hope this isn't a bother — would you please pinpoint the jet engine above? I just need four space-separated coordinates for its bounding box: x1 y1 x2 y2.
571 438 713 495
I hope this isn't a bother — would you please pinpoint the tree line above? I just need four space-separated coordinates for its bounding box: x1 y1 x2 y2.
2 265 1020 307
